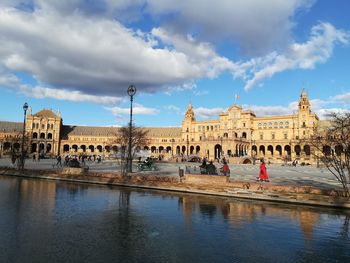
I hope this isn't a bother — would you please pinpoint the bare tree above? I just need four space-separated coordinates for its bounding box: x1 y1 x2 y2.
113 126 149 176
305 112 350 197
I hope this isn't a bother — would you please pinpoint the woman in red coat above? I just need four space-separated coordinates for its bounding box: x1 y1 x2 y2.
257 159 269 182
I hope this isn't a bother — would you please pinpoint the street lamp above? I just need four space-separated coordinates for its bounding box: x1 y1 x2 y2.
20 102 29 170
127 85 136 173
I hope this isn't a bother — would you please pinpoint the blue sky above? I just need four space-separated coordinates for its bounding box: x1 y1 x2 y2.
0 0 349 127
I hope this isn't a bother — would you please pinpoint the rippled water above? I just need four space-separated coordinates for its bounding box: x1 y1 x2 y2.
0 176 350 263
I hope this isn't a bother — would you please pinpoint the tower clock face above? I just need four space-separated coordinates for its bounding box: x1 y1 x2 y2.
127 85 136 96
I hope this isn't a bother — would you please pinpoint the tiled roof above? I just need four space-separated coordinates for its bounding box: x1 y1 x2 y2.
34 109 60 118
0 121 23 132
61 125 118 137
146 127 181 137
61 125 182 137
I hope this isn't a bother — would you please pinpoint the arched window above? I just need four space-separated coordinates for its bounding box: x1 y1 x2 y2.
40 133 45 139
47 133 52 139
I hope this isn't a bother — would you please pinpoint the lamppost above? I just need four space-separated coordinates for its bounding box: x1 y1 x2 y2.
127 85 136 173
20 102 29 170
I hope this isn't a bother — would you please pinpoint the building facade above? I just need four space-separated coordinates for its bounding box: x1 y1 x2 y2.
0 90 320 163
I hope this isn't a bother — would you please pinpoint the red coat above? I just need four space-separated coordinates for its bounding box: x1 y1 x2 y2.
259 163 268 180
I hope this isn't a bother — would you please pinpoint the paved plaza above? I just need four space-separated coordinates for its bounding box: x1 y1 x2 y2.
0 157 343 190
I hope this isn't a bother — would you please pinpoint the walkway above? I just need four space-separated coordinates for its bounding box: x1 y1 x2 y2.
0 157 341 190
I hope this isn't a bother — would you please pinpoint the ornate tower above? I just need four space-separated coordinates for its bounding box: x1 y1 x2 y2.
184 102 195 121
298 88 311 114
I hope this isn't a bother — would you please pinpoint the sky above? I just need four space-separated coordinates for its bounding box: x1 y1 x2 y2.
0 0 349 127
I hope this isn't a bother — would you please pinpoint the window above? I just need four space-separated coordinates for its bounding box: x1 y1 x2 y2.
260 134 263 140
268 122 272 128
271 133 275 140
285 121 289 128
279 122 283 128
258 123 262 129
284 133 288 139
41 124 45 129
243 122 246 127
263 123 267 129
302 122 306 128
274 122 278 128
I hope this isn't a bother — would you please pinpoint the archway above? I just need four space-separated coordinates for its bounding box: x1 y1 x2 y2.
40 133 45 139
31 143 37 153
39 143 45 154
151 146 157 153
284 145 291 158
81 145 86 152
335 145 343 156
323 145 331 156
214 144 222 160
159 146 164 153
176 146 180 155
267 145 273 156
259 145 265 156
252 145 257 155
294 145 301 157
196 145 200 154
304 145 311 156
32 132 38 139
97 145 102 153
46 144 52 153
3 142 11 152
72 145 78 152
190 145 194 155
88 145 94 152
276 145 282 156
63 144 69 152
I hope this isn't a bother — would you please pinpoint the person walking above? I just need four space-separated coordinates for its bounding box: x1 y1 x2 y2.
220 161 230 176
257 159 269 182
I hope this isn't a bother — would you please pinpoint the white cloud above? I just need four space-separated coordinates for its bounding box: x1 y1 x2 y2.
0 7 204 98
194 107 225 119
19 85 121 105
164 105 182 115
107 104 159 116
332 92 350 104
316 108 350 120
0 1 348 102
241 23 349 90
146 0 315 55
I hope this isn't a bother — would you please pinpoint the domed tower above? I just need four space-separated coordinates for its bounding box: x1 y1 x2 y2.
298 88 311 114
184 102 195 121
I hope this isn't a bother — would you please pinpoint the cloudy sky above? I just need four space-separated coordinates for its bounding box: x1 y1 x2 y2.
0 0 349 127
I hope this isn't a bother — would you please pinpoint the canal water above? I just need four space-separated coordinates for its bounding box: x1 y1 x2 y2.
0 176 349 263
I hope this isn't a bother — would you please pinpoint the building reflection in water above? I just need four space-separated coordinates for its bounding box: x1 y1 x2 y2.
178 195 325 242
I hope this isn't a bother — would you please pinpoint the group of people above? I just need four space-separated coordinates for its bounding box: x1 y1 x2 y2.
199 157 269 182
199 158 230 176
